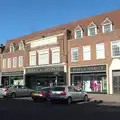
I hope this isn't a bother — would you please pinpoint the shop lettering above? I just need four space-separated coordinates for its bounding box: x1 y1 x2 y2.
70 65 106 73
26 67 64 73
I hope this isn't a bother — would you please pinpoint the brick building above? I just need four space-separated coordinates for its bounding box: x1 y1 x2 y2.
68 9 120 94
0 9 120 94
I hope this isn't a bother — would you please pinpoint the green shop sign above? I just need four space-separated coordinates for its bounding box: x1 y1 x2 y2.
26 66 64 73
70 65 106 73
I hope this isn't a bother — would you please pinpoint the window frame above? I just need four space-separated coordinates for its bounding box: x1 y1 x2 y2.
7 58 11 68
96 43 105 59
13 57 17 68
19 41 24 50
83 45 91 61
102 23 113 33
71 47 78 62
2 59 6 69
18 56 23 67
75 30 83 39
111 40 120 58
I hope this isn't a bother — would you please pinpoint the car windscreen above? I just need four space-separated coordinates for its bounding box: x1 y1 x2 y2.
40 88 49 92
52 87 65 91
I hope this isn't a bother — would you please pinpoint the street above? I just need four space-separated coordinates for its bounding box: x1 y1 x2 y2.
0 97 120 120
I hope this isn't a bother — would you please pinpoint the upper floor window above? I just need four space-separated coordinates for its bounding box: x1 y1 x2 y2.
38 49 49 65
18 56 23 67
9 43 15 52
2 59 6 69
102 18 113 33
88 22 97 36
29 52 36 66
111 40 120 57
51 47 60 64
96 43 105 59
71 48 78 62
74 26 83 39
7 58 11 68
19 41 24 50
13 57 17 68
83 45 91 61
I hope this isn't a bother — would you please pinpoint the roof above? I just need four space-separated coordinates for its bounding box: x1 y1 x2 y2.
4 9 120 50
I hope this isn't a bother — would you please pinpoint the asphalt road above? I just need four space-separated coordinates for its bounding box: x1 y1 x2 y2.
0 97 120 120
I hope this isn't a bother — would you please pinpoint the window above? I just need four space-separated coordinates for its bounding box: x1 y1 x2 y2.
13 57 17 68
7 58 11 68
103 24 112 33
83 45 91 60
71 48 78 62
9 44 15 52
30 54 36 66
38 51 49 65
51 48 60 64
19 41 24 50
102 18 113 33
111 40 120 57
19 56 23 67
75 30 83 39
88 27 97 36
2 59 6 69
96 43 105 59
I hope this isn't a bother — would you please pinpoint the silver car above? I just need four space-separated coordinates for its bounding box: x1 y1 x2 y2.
50 86 88 104
0 85 34 98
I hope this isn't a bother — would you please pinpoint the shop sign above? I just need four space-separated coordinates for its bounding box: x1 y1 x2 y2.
70 65 106 73
26 66 64 73
2 71 23 76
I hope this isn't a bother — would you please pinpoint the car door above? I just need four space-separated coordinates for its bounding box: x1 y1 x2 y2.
14 85 23 96
72 87 82 100
21 86 29 96
68 86 77 101
74 87 84 100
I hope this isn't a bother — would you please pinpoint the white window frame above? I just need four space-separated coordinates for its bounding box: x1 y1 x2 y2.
7 58 11 68
111 40 120 58
102 18 113 33
18 56 23 67
88 22 97 36
19 41 24 50
13 57 17 68
38 49 49 65
29 51 36 66
96 43 105 59
2 59 6 69
75 30 83 39
51 47 60 64
83 45 91 61
9 44 15 52
71 47 78 62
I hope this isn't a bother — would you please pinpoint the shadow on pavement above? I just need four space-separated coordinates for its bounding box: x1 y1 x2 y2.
0 98 120 120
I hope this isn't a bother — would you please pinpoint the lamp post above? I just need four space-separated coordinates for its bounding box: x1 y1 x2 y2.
54 72 59 87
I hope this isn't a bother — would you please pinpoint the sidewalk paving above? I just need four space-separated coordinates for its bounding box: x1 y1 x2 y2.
89 94 120 103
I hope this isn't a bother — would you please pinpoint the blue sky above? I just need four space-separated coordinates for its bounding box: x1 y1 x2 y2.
0 0 119 44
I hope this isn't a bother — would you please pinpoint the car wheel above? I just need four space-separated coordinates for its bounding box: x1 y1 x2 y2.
30 92 33 97
67 97 72 104
46 95 50 101
11 93 16 98
84 95 88 102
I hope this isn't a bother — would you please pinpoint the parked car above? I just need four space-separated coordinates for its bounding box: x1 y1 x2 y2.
0 85 34 98
49 86 88 104
31 87 52 102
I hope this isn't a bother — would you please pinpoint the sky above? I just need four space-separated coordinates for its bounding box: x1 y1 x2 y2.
0 0 120 45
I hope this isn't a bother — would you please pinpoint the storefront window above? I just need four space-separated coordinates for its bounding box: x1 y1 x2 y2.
71 72 107 93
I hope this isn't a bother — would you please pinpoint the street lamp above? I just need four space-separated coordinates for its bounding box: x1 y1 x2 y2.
53 72 59 87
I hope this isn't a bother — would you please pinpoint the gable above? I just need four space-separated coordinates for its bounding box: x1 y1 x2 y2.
102 17 112 25
88 22 97 28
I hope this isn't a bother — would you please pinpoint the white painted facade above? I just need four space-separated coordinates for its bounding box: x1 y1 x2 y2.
109 58 120 94
27 34 63 48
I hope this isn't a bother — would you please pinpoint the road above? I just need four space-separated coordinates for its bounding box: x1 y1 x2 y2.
0 97 120 120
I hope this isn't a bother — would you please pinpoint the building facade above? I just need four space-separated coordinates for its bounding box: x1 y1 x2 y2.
1 9 120 94
67 9 120 94
23 30 69 89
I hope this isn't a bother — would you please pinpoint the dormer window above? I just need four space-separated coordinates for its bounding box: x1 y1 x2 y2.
19 41 24 50
88 22 97 36
74 25 83 39
102 18 113 33
9 43 15 52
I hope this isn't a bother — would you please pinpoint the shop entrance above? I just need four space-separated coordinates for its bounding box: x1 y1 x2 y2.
113 71 120 94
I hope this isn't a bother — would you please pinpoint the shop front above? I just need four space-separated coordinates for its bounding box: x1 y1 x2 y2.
1 71 24 86
25 65 66 89
70 65 107 94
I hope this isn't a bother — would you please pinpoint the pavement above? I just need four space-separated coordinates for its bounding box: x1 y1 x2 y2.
0 97 120 120
88 94 120 103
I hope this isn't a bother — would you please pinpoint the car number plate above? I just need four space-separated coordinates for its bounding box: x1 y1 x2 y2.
34 93 39 96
